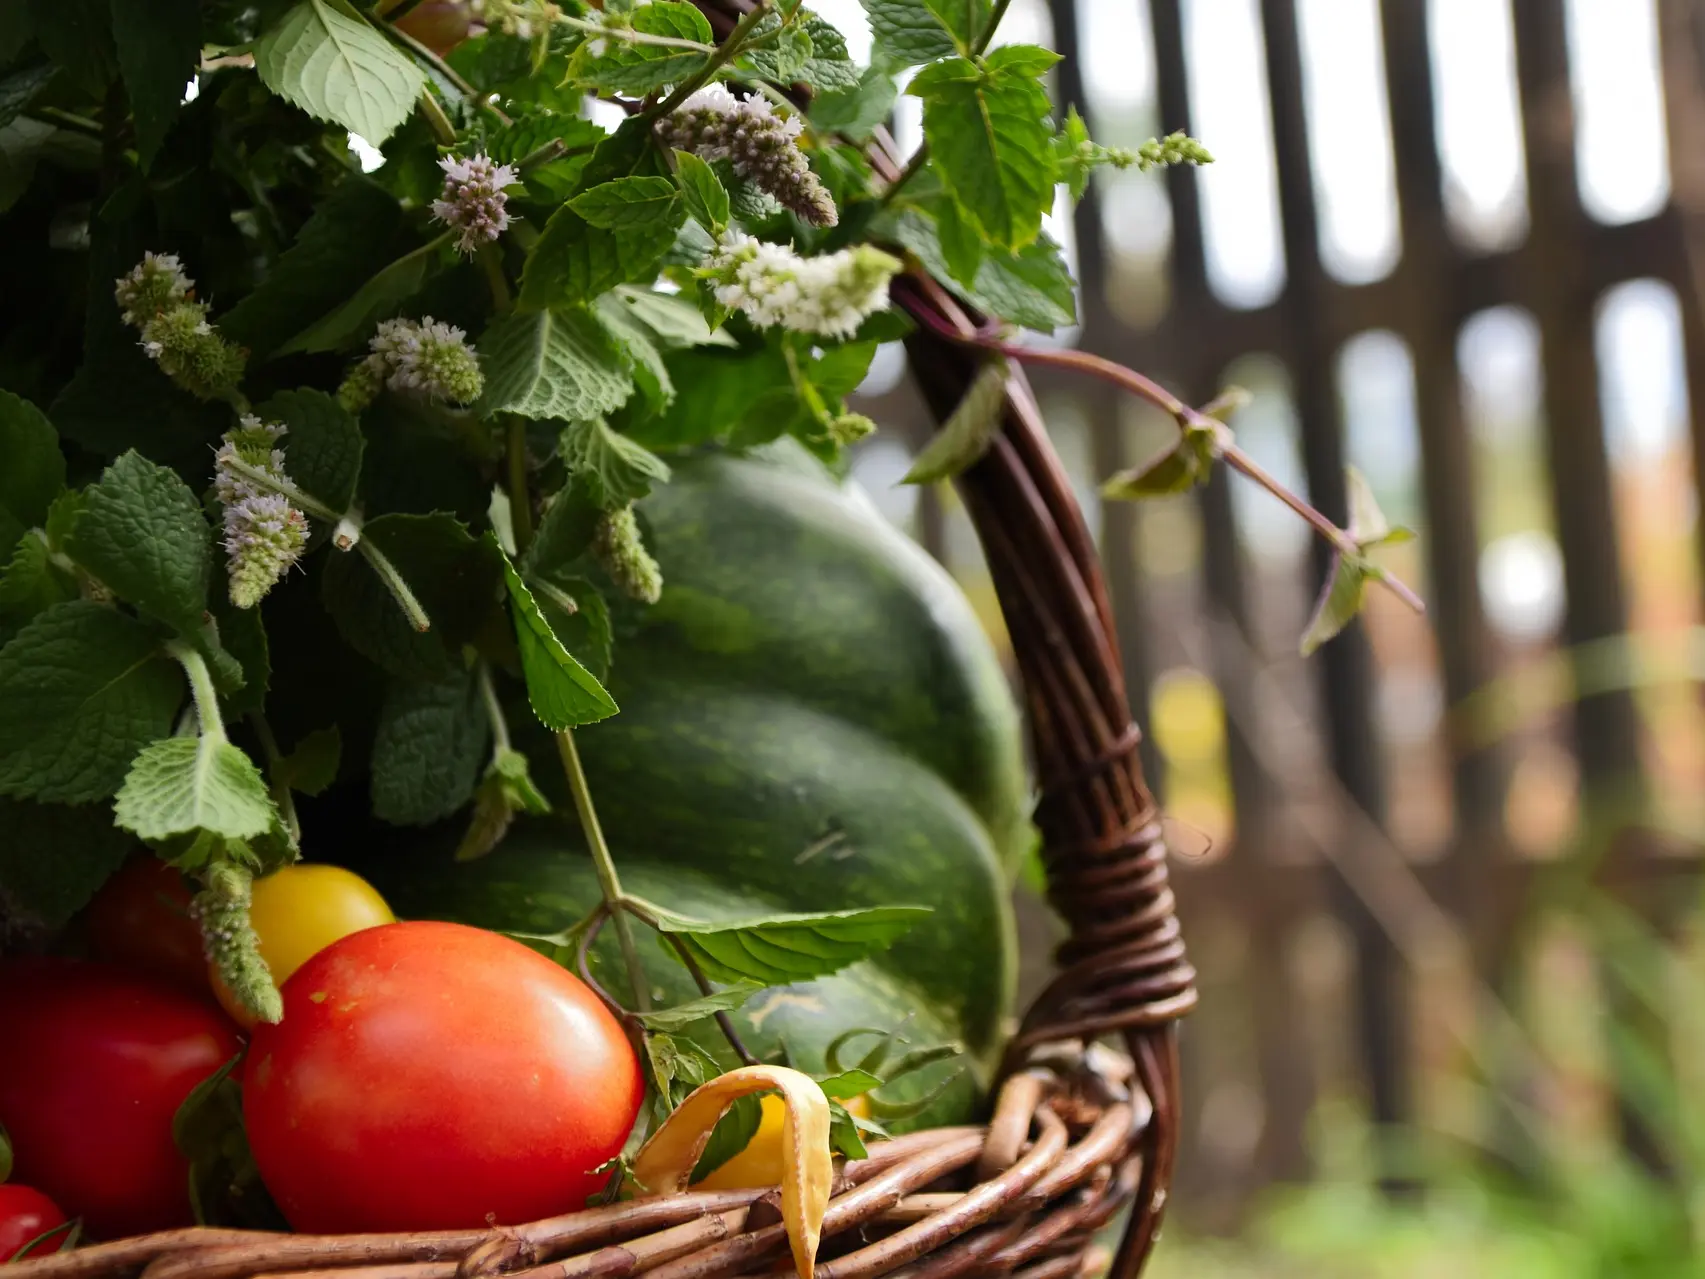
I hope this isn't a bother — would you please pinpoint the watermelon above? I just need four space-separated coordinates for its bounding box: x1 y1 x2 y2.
380 442 1031 1127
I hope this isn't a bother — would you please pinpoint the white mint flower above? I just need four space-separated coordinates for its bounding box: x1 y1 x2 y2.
431 152 519 254
702 234 899 339
214 417 308 609
657 87 837 228
359 316 484 404
115 252 191 326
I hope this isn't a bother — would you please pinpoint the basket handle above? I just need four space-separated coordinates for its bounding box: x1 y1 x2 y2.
902 298 1197 1279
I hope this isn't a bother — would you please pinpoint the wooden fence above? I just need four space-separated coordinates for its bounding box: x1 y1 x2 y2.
854 0 1705 1224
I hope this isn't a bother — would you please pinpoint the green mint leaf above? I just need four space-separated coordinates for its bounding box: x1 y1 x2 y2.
982 41 1060 77
567 3 712 95
595 294 675 415
524 486 602 578
860 0 954 66
321 513 506 680
501 552 619 730
569 176 683 231
827 1101 870 1160
27 0 117 97
253 0 427 144
634 982 764 1033
274 726 341 798
818 1068 883 1100
478 306 637 422
0 118 53 215
534 575 613 680
221 179 405 359
371 668 489 825
1055 104 1093 202
0 535 76 635
208 598 269 718
690 1093 763 1181
643 902 932 984
884 208 1075 331
673 151 730 237
575 114 671 192
486 114 605 203
521 203 681 310
910 51 1057 250
1345 465 1391 548
279 237 441 355
455 745 553 863
0 389 64 553
0 64 57 131
114 736 280 843
1100 424 1218 499
1300 553 1374 657
109 0 198 167
797 14 860 90
559 418 672 507
917 0 988 54
933 195 983 288
609 286 737 350
258 389 363 518
735 16 813 84
903 358 1007 484
173 1055 276 1230
64 451 212 636
0 796 135 930
809 63 899 139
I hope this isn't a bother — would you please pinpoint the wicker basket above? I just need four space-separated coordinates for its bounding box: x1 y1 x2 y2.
5 12 1197 1279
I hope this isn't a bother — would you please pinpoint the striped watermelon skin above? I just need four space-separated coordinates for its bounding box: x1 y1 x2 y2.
383 443 1031 1127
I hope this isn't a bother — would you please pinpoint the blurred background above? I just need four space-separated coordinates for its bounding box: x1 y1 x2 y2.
823 0 1705 1271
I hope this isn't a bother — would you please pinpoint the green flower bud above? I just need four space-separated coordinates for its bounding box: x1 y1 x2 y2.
192 861 282 1024
595 505 662 605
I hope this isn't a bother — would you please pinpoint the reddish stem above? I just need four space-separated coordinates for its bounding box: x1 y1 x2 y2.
892 274 1426 616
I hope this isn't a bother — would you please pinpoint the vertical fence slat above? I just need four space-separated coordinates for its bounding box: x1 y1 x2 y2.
1258 0 1413 1162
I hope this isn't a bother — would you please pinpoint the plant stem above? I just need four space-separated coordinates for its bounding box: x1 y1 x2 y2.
897 284 1427 615
27 107 103 137
506 418 536 553
878 146 929 209
476 663 513 754
167 642 227 741
556 13 718 52
664 935 758 1065
378 18 509 124
249 713 303 848
357 539 433 632
219 456 343 525
478 243 513 309
645 0 773 121
555 729 652 1011
971 0 1015 54
418 89 459 147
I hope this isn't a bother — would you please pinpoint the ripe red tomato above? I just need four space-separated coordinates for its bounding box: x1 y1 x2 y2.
245 921 643 1233
0 1185 68 1261
83 856 207 995
393 1 471 55
0 961 240 1239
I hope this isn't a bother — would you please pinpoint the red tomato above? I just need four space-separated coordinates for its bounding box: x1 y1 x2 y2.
0 961 241 1239
0 1185 67 1261
393 1 471 55
84 856 207 995
245 921 643 1234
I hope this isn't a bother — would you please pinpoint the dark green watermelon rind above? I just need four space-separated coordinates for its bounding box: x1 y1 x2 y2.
380 846 981 1131
513 680 1017 1059
627 449 1035 879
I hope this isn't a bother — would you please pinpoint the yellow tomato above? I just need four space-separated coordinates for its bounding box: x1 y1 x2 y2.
692 1092 871 1191
213 865 395 1027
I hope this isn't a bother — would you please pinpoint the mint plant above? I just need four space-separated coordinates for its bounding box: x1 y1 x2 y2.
0 0 1416 1036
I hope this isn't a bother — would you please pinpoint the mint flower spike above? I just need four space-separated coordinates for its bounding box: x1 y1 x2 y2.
700 234 899 340
113 252 245 400
192 860 282 1024
595 505 663 605
215 415 308 609
657 85 838 228
347 316 484 406
431 152 520 254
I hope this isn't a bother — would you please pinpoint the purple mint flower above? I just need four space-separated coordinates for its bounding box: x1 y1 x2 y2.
431 153 520 254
